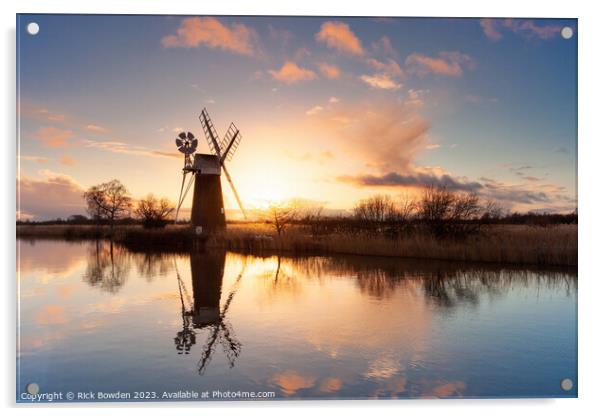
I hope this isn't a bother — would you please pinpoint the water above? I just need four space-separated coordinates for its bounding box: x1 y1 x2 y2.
17 239 577 401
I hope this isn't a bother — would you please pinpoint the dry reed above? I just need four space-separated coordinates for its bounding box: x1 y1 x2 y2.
16 223 577 266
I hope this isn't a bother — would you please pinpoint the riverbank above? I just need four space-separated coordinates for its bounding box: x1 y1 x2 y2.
16 223 577 267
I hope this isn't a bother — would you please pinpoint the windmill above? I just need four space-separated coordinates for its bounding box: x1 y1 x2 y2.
174 108 246 232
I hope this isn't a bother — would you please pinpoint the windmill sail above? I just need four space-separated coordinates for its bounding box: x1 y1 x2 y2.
199 108 222 157
221 123 241 162
221 164 247 219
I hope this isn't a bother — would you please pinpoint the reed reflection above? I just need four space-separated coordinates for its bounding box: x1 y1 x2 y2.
174 250 245 375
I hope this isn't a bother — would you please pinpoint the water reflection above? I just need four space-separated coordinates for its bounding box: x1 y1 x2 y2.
17 239 577 399
82 241 130 293
174 251 244 374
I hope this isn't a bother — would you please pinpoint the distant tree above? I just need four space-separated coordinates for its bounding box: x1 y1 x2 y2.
83 179 133 229
419 186 481 238
134 194 175 228
67 214 89 224
353 195 398 223
396 193 418 223
480 200 504 223
266 202 299 236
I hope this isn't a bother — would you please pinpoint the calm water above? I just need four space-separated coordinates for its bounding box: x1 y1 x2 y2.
17 239 577 401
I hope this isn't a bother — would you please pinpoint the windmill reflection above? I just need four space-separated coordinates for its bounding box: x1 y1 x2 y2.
174 251 245 375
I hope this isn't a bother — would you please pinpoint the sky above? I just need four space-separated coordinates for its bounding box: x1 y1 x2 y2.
16 14 577 220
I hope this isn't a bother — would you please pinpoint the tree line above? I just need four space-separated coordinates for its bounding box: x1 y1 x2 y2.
270 186 577 240
17 179 577 239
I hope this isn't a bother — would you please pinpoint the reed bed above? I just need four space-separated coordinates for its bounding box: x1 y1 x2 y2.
212 224 577 267
16 223 577 266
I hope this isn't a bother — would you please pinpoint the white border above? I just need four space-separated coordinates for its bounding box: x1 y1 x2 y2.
3 1 600 415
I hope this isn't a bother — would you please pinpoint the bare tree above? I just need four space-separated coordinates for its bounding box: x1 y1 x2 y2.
396 193 418 223
266 202 298 236
135 194 175 228
83 179 132 229
353 195 398 223
418 186 482 238
481 200 504 223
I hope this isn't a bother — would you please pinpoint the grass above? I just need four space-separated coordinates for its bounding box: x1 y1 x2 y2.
16 223 577 266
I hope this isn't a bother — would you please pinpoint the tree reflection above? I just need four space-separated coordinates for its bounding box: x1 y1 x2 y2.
134 252 174 281
82 240 130 293
264 254 577 307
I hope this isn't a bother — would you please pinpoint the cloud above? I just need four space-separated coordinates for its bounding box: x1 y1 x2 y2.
21 103 108 135
60 155 76 166
161 17 258 55
305 105 324 116
406 51 474 77
86 124 108 133
339 170 574 209
361 58 405 90
269 61 317 84
315 21 364 55
480 18 565 41
329 96 340 103
18 171 86 220
82 139 180 159
318 63 341 79
360 73 402 90
371 36 397 58
307 98 429 171
19 155 48 164
33 126 73 148
339 171 483 192
480 18 503 41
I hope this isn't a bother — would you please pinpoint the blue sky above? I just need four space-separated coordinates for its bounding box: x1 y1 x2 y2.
17 14 577 220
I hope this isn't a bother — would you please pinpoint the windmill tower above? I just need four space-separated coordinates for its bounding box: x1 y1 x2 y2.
174 108 246 233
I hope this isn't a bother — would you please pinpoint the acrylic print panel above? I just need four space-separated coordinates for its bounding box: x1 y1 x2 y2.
16 14 577 402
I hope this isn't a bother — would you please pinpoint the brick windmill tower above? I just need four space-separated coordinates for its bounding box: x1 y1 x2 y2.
174 108 246 233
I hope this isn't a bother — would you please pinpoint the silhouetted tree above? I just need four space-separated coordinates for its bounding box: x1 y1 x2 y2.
266 202 299 236
419 186 481 238
134 194 174 228
353 195 398 223
83 179 132 229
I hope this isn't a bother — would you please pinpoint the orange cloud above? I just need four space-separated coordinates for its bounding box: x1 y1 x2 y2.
33 126 73 148
367 58 404 79
307 98 429 172
318 63 341 79
406 51 474 77
86 124 108 133
269 61 317 84
305 105 323 116
161 17 257 56
60 155 76 166
360 73 401 90
315 21 364 55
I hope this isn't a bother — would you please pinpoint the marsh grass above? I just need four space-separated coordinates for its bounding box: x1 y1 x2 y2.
16 223 577 266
